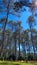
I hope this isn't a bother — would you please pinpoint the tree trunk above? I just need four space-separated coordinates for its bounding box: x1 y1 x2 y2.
1 0 10 60
18 24 20 59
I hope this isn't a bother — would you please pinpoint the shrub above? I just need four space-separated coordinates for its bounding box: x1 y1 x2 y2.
28 54 34 60
18 55 25 60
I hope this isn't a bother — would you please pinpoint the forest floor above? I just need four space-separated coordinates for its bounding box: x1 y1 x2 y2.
0 61 37 65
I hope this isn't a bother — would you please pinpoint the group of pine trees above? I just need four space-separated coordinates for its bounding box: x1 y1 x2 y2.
0 0 37 60
0 18 37 60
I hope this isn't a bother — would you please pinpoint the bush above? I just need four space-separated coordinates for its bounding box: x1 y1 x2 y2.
18 55 25 60
28 54 34 60
6 54 16 61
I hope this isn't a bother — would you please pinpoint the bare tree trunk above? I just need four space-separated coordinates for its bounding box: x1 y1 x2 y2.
1 0 10 60
14 33 16 60
31 29 36 60
18 24 20 59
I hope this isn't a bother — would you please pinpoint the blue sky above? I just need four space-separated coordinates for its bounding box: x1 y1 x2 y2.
8 7 37 30
0 8 37 30
0 0 37 30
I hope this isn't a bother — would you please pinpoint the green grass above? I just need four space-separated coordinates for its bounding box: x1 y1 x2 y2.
0 61 37 65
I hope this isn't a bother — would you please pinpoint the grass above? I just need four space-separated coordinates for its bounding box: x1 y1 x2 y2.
0 61 37 65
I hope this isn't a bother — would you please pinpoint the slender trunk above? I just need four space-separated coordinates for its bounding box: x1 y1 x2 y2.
14 26 17 60
25 42 27 60
24 44 26 60
31 9 36 60
33 44 36 60
18 24 20 59
19 40 20 57
14 34 16 60
18 33 20 59
30 28 36 60
1 0 10 60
